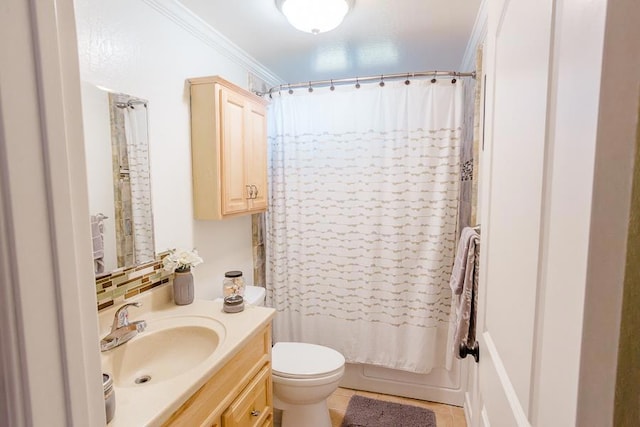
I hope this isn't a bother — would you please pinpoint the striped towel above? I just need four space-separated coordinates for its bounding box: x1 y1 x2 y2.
449 226 481 360
449 227 480 295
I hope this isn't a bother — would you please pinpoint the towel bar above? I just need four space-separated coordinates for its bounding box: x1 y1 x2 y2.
459 341 480 363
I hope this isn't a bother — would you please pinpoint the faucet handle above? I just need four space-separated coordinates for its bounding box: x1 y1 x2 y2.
111 302 142 331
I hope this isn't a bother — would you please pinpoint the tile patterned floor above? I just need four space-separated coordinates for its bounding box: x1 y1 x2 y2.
275 387 467 427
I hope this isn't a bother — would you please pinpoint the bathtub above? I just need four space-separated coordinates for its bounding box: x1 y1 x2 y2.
339 359 468 406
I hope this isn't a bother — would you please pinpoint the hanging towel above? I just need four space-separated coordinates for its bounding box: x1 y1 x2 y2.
450 226 480 360
449 227 480 295
91 214 107 274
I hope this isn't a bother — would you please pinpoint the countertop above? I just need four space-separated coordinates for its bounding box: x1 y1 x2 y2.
100 285 275 426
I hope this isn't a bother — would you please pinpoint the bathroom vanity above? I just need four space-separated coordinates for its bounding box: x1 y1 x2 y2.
99 285 275 426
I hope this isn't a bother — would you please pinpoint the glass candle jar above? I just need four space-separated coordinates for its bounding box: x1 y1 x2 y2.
223 270 245 297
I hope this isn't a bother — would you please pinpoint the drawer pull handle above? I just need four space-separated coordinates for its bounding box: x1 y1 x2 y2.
250 409 261 417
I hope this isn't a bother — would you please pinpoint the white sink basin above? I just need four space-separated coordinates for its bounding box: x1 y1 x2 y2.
102 315 225 388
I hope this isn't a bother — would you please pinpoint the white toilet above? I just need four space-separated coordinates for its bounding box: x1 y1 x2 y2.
241 285 266 306
237 286 346 427
271 342 345 427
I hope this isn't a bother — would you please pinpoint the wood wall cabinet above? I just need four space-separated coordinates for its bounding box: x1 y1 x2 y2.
189 76 268 220
163 324 273 427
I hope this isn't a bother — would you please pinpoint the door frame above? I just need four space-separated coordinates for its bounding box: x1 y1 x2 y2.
0 0 103 424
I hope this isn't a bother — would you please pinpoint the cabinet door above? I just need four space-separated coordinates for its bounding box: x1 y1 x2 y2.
245 101 268 211
219 86 249 215
222 365 272 427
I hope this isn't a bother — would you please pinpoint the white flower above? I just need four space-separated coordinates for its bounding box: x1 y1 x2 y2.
162 248 204 272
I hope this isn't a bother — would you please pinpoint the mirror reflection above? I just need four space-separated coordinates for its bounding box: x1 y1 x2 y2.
81 83 155 275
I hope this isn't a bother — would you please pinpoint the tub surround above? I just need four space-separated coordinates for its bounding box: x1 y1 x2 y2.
457 44 483 238
98 284 275 426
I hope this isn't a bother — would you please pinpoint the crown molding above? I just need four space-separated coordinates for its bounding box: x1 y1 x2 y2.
460 0 488 72
141 0 284 88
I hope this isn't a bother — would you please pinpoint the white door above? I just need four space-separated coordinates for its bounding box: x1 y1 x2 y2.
475 1 553 425
472 0 638 425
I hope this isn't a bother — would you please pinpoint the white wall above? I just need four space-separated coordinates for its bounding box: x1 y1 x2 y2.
75 0 279 298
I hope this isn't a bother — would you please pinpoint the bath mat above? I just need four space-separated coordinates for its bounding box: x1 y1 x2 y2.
341 395 437 427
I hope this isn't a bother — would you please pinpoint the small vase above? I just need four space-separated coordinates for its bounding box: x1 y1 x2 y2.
173 268 194 305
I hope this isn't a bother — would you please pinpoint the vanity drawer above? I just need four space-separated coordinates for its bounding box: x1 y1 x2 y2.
222 365 272 427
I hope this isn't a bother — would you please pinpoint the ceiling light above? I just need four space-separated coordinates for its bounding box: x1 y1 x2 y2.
276 0 354 35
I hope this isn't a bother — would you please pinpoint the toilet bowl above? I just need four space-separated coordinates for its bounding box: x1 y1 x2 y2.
272 342 345 427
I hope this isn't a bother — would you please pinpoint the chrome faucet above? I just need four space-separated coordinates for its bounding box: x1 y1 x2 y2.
100 302 147 352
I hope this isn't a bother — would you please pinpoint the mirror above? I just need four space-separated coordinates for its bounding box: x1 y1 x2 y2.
81 83 155 276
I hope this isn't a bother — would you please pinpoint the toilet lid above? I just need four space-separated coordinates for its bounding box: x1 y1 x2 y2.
272 342 345 379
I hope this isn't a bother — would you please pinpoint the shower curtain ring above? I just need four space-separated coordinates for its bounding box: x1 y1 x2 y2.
330 79 335 91
288 84 293 95
451 73 457 84
379 75 385 87
405 73 411 85
308 82 313 93
431 72 437 84
355 78 360 89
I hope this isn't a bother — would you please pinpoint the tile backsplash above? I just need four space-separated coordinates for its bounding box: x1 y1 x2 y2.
95 251 173 311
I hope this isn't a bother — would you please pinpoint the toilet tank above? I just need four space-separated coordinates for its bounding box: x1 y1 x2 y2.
244 285 266 306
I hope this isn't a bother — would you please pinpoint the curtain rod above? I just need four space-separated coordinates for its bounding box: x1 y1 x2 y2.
261 70 476 97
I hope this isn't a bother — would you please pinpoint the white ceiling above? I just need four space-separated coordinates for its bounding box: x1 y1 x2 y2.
177 0 482 85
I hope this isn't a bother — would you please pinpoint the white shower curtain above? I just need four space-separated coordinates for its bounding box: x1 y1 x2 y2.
266 80 463 373
123 104 154 264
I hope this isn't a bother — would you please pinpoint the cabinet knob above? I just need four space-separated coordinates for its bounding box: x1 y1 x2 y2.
251 185 258 199
250 409 261 417
246 185 254 199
